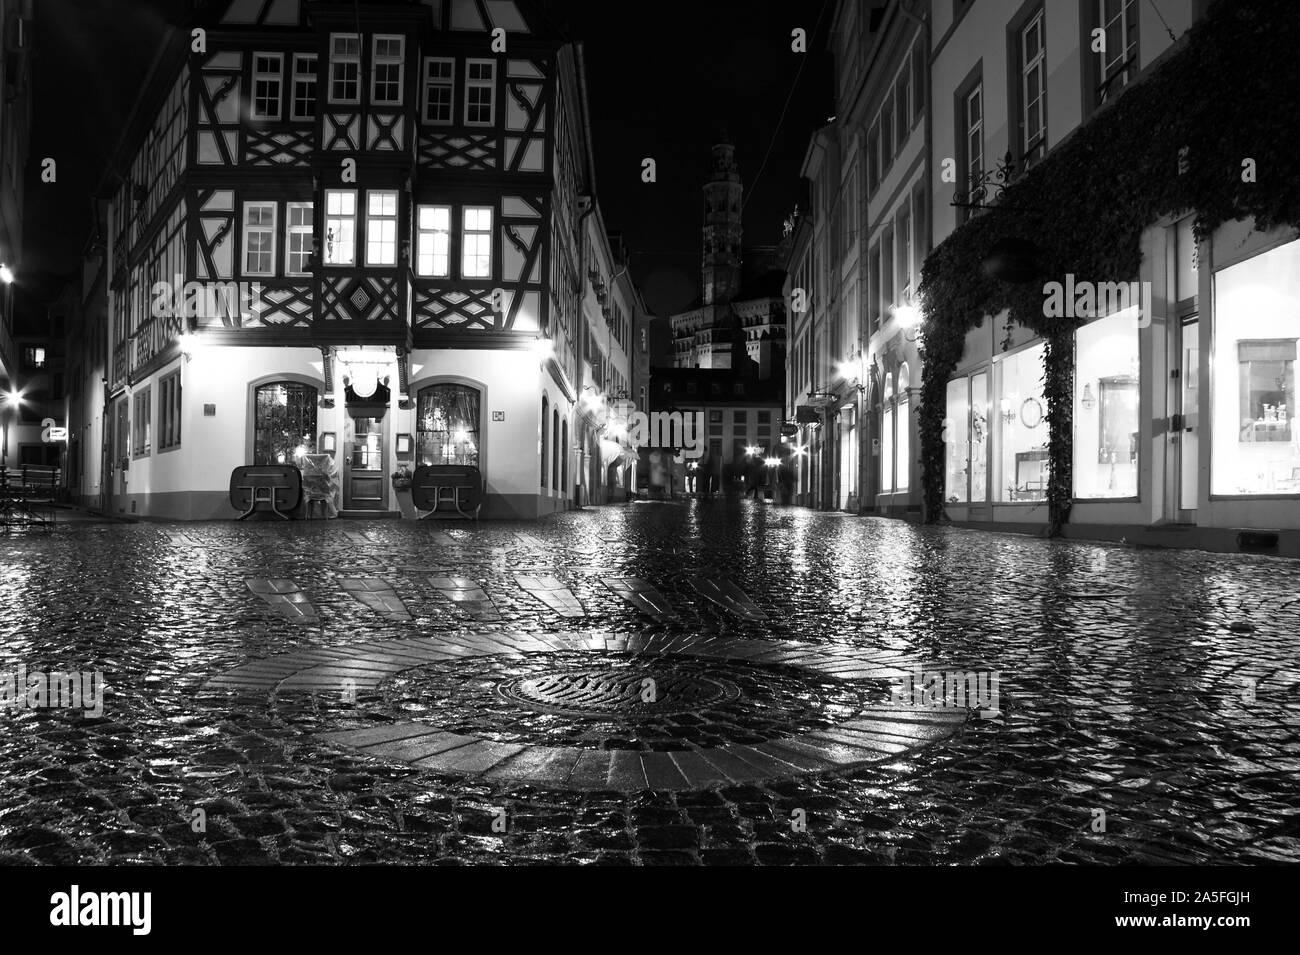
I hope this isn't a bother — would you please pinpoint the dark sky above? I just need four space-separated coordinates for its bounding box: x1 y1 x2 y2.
24 0 834 317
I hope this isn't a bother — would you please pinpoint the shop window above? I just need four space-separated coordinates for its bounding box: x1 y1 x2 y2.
253 382 317 465
1074 309 1140 498
944 378 969 503
416 383 480 466
882 374 895 493
897 363 911 491
1211 238 1300 495
996 342 1048 501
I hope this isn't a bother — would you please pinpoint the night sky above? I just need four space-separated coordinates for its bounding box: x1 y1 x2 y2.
24 0 834 317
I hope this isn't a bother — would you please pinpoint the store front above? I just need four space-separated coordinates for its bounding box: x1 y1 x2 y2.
938 220 1300 549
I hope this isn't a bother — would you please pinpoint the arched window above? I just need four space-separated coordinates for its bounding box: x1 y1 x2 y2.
552 408 560 490
254 381 318 465
897 364 911 492
416 383 480 466
882 373 896 493
541 395 549 488
561 418 569 494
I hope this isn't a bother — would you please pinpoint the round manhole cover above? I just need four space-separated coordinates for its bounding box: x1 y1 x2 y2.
499 666 741 717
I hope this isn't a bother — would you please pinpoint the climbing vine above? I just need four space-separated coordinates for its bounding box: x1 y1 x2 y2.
917 0 1300 534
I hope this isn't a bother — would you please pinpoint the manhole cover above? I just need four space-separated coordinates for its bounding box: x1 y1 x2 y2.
498 666 741 717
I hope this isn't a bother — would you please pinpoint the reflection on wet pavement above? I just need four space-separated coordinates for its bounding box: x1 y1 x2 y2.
1 499 1297 865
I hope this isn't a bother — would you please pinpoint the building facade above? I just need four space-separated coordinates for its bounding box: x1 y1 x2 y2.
84 0 616 520
782 203 816 506
0 0 34 468
926 0 1300 552
806 0 929 517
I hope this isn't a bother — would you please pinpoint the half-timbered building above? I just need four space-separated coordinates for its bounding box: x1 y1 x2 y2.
95 0 603 519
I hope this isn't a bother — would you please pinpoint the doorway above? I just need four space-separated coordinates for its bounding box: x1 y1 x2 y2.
344 414 387 510
1167 317 1200 521
105 396 129 514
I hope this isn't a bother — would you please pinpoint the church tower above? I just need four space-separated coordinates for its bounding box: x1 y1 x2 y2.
701 142 743 306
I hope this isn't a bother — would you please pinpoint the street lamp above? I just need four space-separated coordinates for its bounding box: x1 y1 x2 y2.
745 445 761 457
0 264 14 285
894 302 923 343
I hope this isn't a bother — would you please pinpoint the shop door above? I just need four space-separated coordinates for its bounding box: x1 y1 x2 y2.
1168 318 1200 521
344 415 387 510
106 397 129 512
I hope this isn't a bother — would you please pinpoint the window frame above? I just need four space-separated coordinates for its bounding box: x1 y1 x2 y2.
242 201 278 278
1013 4 1047 165
328 32 361 105
464 58 496 127
422 56 455 125
158 370 182 452
285 201 314 277
371 34 405 106
290 53 318 122
251 52 284 122
323 189 358 267
132 386 152 459
461 205 494 279
416 204 453 278
364 189 400 268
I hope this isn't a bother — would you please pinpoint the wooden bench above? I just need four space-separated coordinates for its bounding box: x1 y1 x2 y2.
412 465 483 520
229 465 303 520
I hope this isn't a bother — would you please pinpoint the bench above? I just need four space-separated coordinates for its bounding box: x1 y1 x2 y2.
412 464 483 520
229 465 303 520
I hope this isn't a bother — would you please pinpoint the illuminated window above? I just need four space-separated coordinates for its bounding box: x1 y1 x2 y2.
416 205 451 277
462 206 492 278
285 202 314 276
416 383 480 467
243 202 276 276
365 190 399 267
254 382 318 465
324 190 356 265
995 342 1049 502
1211 238 1300 496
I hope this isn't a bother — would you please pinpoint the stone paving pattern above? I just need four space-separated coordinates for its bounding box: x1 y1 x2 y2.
2 500 1299 865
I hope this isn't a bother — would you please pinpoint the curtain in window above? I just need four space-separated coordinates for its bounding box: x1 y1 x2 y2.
416 383 481 466
254 382 318 465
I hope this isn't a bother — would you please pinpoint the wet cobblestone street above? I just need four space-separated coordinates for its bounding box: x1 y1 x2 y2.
2 500 1298 866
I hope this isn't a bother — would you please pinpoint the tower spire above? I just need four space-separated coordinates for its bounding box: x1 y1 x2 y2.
701 143 743 307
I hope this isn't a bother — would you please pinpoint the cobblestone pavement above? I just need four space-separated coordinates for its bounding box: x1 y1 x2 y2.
2 500 1298 865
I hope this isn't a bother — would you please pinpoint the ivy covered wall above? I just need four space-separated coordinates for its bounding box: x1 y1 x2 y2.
916 0 1300 534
